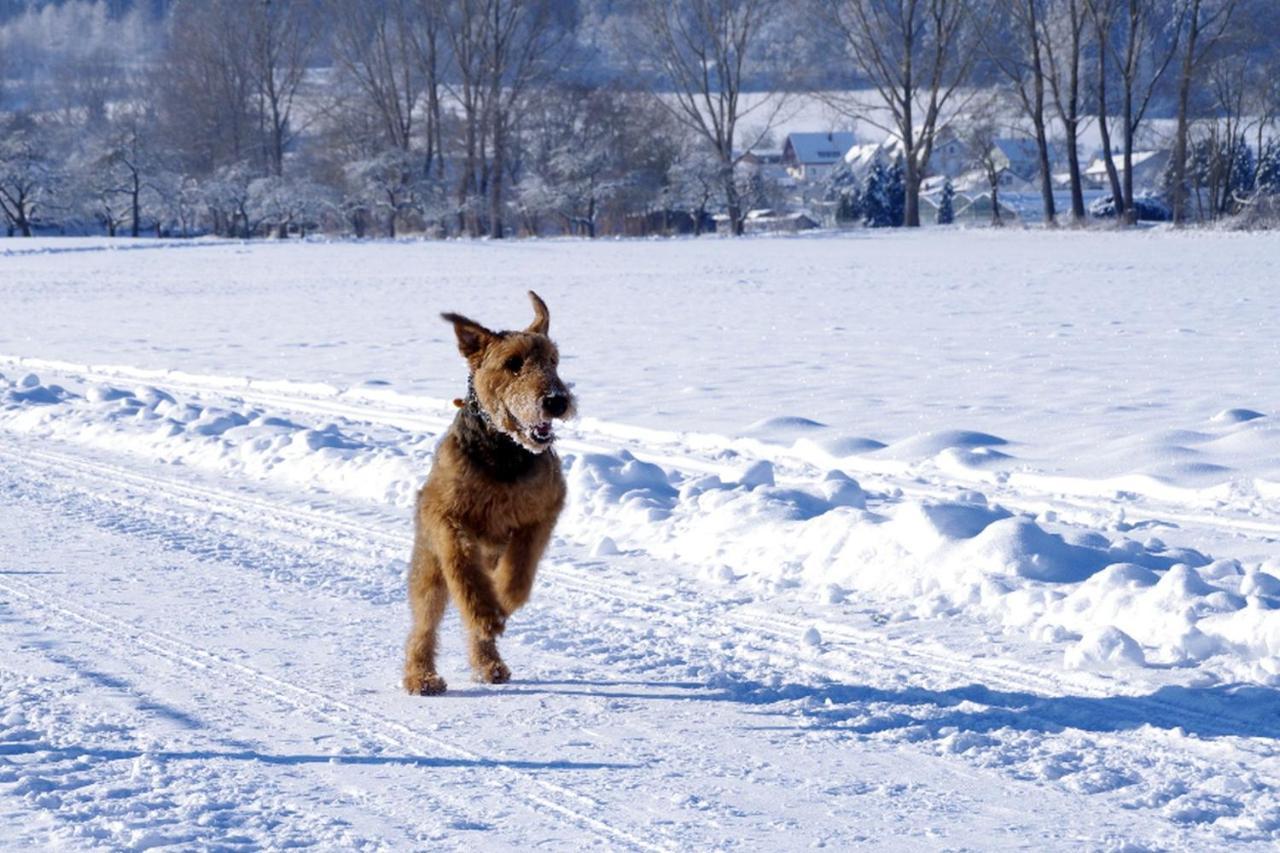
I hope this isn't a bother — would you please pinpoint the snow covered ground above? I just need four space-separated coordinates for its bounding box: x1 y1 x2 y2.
3 230 1280 849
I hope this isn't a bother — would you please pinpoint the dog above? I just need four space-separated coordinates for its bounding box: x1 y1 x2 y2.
403 291 575 695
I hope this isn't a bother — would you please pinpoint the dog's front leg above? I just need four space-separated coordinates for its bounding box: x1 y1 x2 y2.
437 526 511 684
495 517 556 615
403 537 449 696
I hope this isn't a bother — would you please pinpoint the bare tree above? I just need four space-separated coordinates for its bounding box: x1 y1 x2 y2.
820 0 982 227
1169 0 1238 224
441 0 574 238
1086 0 1125 214
1040 0 1089 221
408 0 449 179
249 0 317 177
959 99 1009 225
984 0 1056 225
1087 0 1185 224
329 0 423 153
96 107 161 238
633 0 789 236
160 1 257 174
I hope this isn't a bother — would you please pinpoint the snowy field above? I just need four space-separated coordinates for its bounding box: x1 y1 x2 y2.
3 230 1280 849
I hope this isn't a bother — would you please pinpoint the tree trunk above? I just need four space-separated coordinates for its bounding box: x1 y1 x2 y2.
1171 8 1199 224
1065 120 1085 221
131 173 142 239
1026 2 1056 225
1122 73 1136 225
1033 115 1056 226
725 188 743 235
1097 84 1124 213
489 126 506 240
903 155 920 227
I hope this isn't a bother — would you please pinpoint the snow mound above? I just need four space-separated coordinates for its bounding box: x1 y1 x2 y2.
742 416 828 441
1211 408 1265 424
1065 627 1147 670
880 430 1010 460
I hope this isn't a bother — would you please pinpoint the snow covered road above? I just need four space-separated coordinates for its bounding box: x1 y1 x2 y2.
5 234 1280 848
5 427 1273 850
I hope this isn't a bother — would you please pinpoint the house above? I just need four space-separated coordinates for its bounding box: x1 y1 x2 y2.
782 132 857 182
936 167 1035 195
925 126 972 178
875 127 972 178
736 149 793 186
990 137 1041 181
1083 149 1170 190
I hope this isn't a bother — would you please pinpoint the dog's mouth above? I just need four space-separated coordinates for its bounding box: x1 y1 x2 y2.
529 421 555 445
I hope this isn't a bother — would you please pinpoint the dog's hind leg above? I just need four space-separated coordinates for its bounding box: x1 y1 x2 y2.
494 518 556 616
403 541 449 696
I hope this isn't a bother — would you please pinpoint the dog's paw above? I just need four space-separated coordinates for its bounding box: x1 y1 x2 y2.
474 659 511 685
477 611 507 639
404 672 448 696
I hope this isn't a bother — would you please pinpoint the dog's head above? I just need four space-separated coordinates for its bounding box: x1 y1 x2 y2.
443 291 576 454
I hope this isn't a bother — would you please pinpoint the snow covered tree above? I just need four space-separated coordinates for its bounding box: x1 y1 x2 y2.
201 163 258 238
824 160 863 225
248 176 334 238
665 145 724 236
147 171 203 238
68 151 133 237
343 149 424 238
937 178 956 225
0 121 59 237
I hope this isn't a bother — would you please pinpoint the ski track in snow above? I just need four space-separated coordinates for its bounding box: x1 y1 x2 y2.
5 234 1280 848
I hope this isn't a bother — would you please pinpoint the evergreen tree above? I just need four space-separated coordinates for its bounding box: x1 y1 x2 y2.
886 160 905 226
1257 140 1280 196
824 160 862 224
936 178 955 225
1230 135 1255 200
862 160 905 228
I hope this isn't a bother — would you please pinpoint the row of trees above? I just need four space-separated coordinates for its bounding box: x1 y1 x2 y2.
2 0 1279 239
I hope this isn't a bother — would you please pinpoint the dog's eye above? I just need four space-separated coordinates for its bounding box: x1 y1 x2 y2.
504 356 524 373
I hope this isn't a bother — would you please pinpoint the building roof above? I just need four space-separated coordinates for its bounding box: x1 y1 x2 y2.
1084 149 1166 176
843 141 893 171
991 137 1039 165
785 132 857 165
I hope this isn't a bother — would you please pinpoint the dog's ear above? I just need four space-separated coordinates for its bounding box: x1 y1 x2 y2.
526 291 550 336
442 312 495 364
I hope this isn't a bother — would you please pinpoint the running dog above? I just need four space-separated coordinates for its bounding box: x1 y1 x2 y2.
403 291 575 695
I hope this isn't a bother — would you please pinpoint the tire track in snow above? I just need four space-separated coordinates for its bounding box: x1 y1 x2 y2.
0 568 671 853
4 438 1278 804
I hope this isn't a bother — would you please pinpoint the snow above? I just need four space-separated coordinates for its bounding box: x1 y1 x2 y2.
4 230 1280 848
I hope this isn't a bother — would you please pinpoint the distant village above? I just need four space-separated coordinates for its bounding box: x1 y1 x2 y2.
731 129 1170 234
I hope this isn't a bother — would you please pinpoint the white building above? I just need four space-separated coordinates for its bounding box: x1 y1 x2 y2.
1083 150 1170 190
782 132 857 182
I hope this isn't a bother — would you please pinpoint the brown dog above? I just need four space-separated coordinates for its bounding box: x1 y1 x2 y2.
403 291 575 695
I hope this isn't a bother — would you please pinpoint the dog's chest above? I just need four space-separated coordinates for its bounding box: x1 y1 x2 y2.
464 468 564 540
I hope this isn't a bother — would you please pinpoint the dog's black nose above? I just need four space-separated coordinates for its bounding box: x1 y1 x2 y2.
543 394 569 417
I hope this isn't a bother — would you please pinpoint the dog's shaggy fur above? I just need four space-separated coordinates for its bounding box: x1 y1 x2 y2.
403 292 575 695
